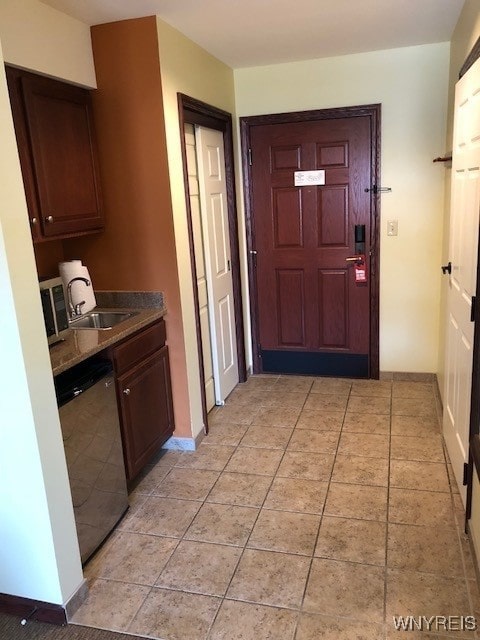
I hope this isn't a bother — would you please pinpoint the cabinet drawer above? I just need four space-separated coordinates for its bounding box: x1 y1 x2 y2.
113 320 166 375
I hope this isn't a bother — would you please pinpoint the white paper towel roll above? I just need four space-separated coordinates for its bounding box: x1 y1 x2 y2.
59 260 96 315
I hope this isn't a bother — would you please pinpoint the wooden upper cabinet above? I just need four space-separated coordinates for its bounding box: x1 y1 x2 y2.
6 66 104 241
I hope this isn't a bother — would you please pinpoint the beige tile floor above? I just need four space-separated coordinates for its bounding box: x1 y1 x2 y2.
71 374 480 640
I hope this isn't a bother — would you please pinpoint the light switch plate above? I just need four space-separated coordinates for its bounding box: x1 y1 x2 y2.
387 220 398 236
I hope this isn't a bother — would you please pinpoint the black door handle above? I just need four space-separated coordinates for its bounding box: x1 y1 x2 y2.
441 262 452 275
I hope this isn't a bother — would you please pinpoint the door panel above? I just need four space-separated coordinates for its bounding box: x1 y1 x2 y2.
250 116 372 376
273 189 303 247
184 124 216 413
196 127 239 402
443 56 480 508
318 185 348 246
276 269 305 346
319 270 348 348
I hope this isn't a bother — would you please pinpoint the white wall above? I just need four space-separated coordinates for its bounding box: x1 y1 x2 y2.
235 43 450 373
0 0 97 605
0 0 95 87
0 52 83 604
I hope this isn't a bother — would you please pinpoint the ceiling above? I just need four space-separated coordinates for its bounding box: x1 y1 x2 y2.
40 0 465 69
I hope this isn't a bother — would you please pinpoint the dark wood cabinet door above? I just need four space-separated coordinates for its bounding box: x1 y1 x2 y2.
5 67 42 239
5 66 103 240
117 346 174 481
22 75 103 237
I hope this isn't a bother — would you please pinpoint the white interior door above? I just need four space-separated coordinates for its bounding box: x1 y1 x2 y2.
196 126 239 404
184 124 216 412
443 56 480 508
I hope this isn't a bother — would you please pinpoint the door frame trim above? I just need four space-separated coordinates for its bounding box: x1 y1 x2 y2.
460 35 480 79
178 94 247 432
240 104 381 378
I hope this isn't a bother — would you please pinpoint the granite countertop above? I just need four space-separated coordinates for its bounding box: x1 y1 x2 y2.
50 291 166 376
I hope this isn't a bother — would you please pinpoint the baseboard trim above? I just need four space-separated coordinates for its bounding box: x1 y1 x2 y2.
379 371 436 382
162 436 196 451
0 577 88 626
0 593 67 626
65 579 88 621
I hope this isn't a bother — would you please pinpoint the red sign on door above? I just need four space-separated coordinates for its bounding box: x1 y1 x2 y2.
355 256 367 283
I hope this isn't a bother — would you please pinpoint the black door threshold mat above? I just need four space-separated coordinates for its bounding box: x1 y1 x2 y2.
260 350 369 377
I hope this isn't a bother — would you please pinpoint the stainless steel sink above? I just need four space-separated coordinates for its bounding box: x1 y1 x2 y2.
70 311 138 330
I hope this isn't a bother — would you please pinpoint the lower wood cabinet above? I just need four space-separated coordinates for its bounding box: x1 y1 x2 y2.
111 319 174 481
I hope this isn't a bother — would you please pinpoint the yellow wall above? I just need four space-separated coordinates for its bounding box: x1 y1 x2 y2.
0 0 95 87
235 43 450 373
156 18 236 437
68 17 193 440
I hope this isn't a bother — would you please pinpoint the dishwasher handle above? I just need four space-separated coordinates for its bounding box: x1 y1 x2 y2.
55 359 113 407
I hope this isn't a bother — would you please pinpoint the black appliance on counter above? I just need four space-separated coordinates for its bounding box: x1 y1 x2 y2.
39 276 69 345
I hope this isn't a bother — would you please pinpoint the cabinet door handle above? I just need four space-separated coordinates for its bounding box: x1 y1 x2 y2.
31 217 37 226
45 215 54 223
123 388 131 395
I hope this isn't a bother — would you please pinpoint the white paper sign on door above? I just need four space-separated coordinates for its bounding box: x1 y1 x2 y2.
294 170 325 186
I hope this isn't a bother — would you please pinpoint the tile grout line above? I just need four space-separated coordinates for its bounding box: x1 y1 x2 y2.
433 368 480 637
205 376 355 639
78 377 479 640
204 375 309 639
194 386 278 640
434 377 479 634
295 378 352 637
383 378 393 639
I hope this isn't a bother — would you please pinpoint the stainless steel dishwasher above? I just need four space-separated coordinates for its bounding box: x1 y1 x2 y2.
55 358 129 564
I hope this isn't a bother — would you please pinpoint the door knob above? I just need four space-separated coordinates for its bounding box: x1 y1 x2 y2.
45 215 54 223
441 262 452 275
346 256 364 263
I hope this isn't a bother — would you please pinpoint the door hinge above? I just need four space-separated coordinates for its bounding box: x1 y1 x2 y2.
471 295 476 322
463 462 469 486
248 148 253 166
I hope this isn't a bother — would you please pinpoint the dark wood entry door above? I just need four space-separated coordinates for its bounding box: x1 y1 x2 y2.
248 114 376 377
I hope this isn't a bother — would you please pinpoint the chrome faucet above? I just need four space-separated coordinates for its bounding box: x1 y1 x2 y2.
67 276 91 318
